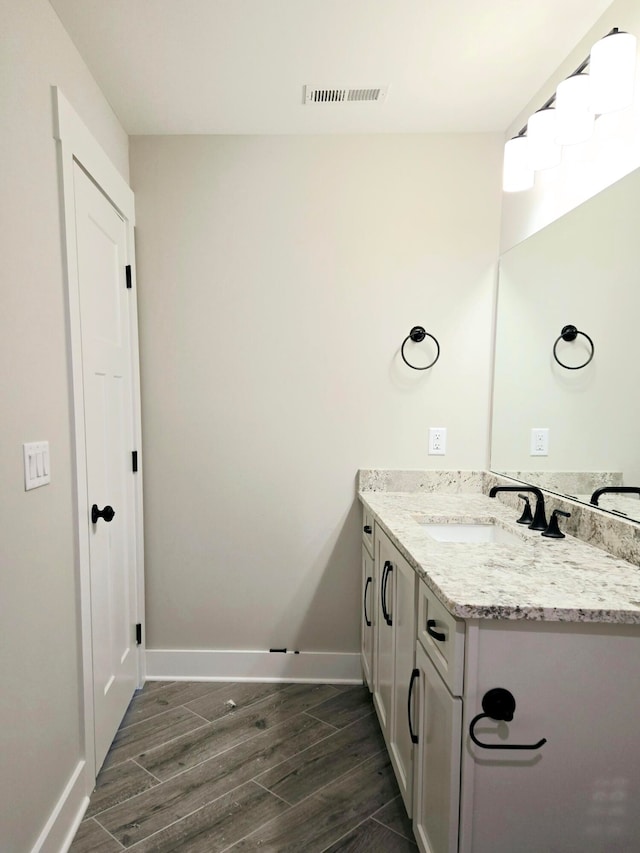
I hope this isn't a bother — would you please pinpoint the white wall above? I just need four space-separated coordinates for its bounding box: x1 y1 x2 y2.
130 133 502 655
501 0 640 251
0 1 128 850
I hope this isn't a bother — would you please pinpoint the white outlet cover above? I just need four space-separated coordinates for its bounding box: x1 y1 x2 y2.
530 428 549 456
428 427 447 456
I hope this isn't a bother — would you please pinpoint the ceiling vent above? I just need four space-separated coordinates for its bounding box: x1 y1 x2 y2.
304 85 389 105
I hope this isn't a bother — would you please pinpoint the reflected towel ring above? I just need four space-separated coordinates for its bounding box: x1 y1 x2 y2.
401 326 441 370
552 324 594 370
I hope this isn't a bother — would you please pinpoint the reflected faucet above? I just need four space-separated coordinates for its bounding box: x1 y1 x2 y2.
489 485 548 531
590 486 640 506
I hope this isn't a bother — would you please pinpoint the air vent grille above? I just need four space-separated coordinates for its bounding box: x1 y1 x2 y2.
348 88 383 102
304 85 389 105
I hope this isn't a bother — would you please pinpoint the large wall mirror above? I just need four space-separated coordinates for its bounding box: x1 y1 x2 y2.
491 166 640 522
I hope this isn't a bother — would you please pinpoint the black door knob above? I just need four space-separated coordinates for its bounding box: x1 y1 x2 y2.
92 504 115 524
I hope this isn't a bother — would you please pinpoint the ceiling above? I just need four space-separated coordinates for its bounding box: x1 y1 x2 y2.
49 0 616 135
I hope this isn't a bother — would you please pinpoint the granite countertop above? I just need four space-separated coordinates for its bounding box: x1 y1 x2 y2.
359 490 640 624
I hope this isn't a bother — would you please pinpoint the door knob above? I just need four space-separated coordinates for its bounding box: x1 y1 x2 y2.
91 504 115 524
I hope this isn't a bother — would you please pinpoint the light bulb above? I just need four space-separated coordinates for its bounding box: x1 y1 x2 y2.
502 136 534 192
527 107 561 170
555 73 594 145
590 29 637 114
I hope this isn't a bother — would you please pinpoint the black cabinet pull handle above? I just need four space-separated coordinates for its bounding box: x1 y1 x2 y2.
91 504 115 524
426 619 446 642
381 562 393 626
469 688 547 751
380 562 389 624
363 524 372 534
380 562 390 625
363 577 372 627
408 668 419 744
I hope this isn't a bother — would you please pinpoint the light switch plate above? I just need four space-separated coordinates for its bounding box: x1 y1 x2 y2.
24 441 51 490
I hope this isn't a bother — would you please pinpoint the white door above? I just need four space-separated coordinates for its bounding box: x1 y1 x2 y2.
73 162 138 771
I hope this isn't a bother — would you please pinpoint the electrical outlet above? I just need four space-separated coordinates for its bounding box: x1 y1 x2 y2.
429 427 447 456
530 428 549 456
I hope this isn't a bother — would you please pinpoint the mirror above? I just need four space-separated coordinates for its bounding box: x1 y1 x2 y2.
491 166 640 522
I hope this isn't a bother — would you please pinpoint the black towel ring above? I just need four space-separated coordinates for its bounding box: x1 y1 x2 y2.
401 326 441 371
552 325 594 370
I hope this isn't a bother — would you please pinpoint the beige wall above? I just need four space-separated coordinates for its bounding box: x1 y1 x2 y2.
501 0 640 251
0 0 128 849
130 133 502 654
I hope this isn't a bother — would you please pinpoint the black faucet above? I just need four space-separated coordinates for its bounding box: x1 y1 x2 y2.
489 485 548 531
590 486 640 506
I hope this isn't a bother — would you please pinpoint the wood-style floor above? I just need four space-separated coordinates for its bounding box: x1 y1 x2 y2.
69 681 418 852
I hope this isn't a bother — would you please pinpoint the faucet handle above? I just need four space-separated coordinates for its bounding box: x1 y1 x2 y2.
541 509 571 539
516 494 534 525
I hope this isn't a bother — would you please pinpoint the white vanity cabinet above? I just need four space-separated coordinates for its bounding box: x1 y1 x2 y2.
363 548 640 852
412 594 640 853
360 488 640 852
361 508 375 690
373 525 418 816
458 619 640 853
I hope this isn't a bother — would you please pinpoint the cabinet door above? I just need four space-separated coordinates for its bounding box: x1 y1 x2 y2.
413 643 462 853
361 545 374 691
389 549 417 816
373 535 394 740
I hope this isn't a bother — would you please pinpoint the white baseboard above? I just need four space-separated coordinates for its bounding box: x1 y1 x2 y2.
31 760 88 853
145 649 363 684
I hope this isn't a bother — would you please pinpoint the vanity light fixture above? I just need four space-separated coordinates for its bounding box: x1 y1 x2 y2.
590 29 637 114
503 27 637 192
555 73 594 145
502 134 534 191
526 106 561 170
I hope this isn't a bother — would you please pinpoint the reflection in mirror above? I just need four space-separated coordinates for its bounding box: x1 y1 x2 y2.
491 166 640 522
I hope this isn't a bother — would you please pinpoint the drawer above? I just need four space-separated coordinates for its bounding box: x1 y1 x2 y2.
362 506 374 556
417 581 465 697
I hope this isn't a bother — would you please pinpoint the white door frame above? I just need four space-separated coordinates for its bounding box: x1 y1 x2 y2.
54 88 145 789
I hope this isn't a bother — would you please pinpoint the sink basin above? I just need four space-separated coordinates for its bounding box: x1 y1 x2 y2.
419 522 523 546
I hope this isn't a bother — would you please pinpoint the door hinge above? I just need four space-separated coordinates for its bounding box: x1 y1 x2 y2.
125 264 132 289
132 450 138 472
136 623 142 646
